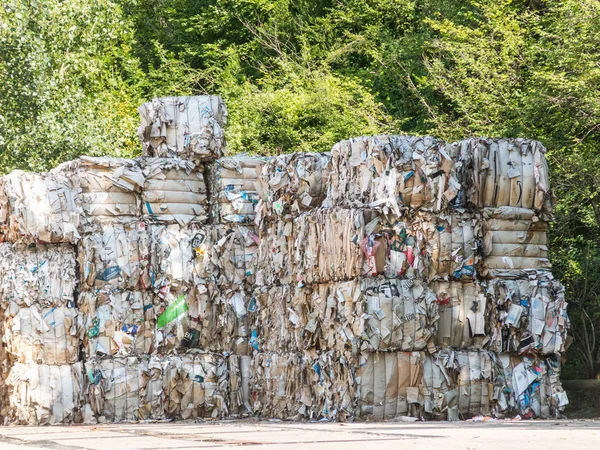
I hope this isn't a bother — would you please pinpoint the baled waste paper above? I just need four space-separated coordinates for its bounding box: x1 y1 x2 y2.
484 276 569 355
255 152 330 220
85 356 165 422
326 135 457 215
229 350 566 421
208 155 270 224
430 281 488 350
0 170 80 244
0 96 570 425
5 362 84 425
140 157 208 224
79 221 150 291
280 279 439 353
2 304 82 365
84 353 229 423
481 206 551 277
452 138 554 215
138 96 227 161
0 243 76 307
194 225 259 287
56 157 144 223
79 290 157 357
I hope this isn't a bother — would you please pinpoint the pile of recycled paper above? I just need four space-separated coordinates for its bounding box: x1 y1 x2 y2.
0 96 569 425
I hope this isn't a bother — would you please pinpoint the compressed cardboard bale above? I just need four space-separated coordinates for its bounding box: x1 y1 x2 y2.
0 170 80 244
79 290 158 357
287 279 438 353
255 219 294 287
293 208 481 284
2 304 83 365
255 152 330 221
453 138 554 214
162 353 229 419
357 351 425 419
357 350 497 421
56 156 143 224
149 223 203 293
0 243 76 307
481 207 551 277
153 285 249 355
79 221 150 291
293 208 428 285
326 135 458 215
293 208 364 285
484 277 569 355
420 349 495 420
138 95 227 161
245 351 358 420
430 281 488 350
140 157 208 224
6 362 84 425
209 155 271 224
85 356 164 422
418 211 482 281
494 354 568 419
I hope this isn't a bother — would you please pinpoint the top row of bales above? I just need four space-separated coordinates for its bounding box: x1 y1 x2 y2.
0 96 554 246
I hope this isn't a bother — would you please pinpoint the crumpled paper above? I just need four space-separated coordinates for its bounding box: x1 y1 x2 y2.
2 304 83 365
0 243 76 307
79 221 149 291
6 362 84 425
140 157 208 224
209 155 270 224
56 156 144 224
255 152 330 221
138 96 227 161
0 170 80 244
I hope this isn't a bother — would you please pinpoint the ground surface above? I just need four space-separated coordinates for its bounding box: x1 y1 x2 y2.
0 419 599 450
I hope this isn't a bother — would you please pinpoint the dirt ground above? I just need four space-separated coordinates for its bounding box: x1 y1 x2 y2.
0 419 598 450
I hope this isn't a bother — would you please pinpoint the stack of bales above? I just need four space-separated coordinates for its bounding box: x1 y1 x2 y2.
59 96 231 422
232 135 569 420
0 95 570 423
0 171 84 424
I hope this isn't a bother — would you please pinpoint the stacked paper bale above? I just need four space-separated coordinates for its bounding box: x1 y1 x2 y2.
231 135 569 421
0 171 84 425
135 96 246 420
49 95 232 423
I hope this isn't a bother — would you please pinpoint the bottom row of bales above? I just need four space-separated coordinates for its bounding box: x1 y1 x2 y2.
2 350 567 425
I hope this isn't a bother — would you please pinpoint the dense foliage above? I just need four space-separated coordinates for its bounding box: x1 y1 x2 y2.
1 0 599 395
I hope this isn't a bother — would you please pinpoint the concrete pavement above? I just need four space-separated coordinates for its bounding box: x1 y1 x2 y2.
0 419 598 450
